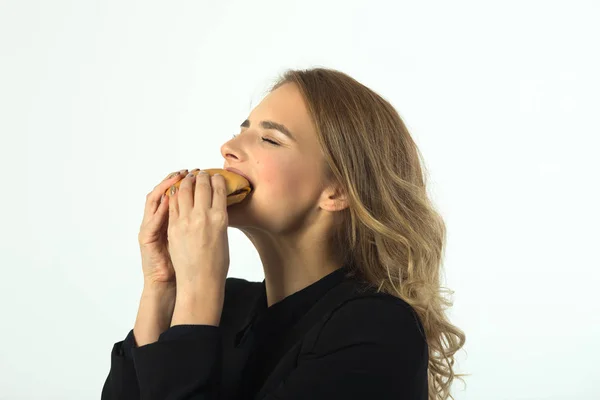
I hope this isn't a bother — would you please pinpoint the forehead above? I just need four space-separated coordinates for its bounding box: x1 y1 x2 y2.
250 83 314 141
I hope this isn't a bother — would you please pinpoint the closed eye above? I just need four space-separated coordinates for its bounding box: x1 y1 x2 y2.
231 134 279 146
261 137 279 146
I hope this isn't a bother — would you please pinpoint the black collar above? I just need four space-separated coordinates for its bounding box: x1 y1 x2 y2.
234 263 354 348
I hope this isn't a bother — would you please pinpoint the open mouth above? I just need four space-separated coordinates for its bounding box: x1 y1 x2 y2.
228 186 253 197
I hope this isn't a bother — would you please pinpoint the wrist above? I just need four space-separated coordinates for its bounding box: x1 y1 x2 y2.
141 284 176 310
171 281 225 327
134 283 177 346
143 279 176 293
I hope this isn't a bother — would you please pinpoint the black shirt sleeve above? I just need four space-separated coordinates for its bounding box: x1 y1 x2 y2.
122 329 137 361
100 330 140 400
131 325 222 399
101 277 253 400
101 325 222 400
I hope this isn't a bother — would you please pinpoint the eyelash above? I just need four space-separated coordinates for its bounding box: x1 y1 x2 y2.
231 134 279 146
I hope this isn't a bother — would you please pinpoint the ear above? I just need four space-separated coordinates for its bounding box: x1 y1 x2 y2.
320 184 349 212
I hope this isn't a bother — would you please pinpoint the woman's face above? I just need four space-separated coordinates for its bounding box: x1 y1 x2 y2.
220 83 329 236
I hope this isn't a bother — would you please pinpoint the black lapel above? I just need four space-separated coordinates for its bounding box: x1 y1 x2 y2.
253 280 365 399
219 282 264 399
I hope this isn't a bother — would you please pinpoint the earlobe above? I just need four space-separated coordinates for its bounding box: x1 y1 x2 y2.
333 197 349 212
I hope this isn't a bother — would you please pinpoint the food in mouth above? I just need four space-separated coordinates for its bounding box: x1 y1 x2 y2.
164 168 252 206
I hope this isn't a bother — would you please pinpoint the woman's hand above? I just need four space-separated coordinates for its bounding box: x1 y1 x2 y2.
166 170 231 285
137 168 188 286
133 169 188 346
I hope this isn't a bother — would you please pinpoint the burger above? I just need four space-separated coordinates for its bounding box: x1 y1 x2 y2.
164 168 252 206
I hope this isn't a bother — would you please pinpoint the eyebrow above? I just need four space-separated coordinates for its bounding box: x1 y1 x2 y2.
240 119 297 142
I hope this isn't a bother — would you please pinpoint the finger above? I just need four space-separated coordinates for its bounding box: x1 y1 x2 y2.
178 171 196 217
211 173 228 213
193 170 212 211
169 183 179 218
145 193 170 232
144 169 187 219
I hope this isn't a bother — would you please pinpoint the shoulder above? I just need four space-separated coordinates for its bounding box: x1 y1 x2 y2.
303 289 428 369
223 276 263 307
291 289 429 399
224 273 265 293
295 289 429 380
224 276 259 295
320 293 427 345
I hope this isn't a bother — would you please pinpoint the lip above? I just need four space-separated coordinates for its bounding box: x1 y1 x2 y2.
224 167 253 189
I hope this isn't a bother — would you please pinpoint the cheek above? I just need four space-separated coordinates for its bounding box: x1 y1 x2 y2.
258 170 289 198
256 158 302 199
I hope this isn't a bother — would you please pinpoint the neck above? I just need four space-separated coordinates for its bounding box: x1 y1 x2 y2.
243 229 345 308
263 260 343 308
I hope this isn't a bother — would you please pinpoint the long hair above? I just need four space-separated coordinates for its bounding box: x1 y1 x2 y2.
267 67 469 400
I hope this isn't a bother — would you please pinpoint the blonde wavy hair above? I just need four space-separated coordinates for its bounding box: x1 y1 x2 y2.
267 67 469 400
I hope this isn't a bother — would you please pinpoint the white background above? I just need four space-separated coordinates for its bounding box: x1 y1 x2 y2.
1 1 598 399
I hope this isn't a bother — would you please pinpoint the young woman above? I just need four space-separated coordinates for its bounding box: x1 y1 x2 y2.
101 68 467 400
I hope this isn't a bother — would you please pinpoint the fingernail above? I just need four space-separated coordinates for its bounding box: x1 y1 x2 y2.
170 186 177 195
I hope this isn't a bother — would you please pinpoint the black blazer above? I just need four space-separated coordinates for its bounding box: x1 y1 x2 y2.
101 266 429 399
